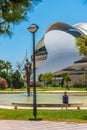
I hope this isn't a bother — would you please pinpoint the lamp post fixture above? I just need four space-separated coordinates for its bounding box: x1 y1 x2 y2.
28 24 39 119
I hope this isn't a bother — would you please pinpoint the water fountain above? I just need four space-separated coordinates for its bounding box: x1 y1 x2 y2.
0 92 87 107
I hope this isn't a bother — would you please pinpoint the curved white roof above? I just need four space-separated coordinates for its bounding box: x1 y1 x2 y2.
73 23 87 35
36 22 87 77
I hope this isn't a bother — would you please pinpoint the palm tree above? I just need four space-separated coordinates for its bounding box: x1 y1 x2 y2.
0 60 5 70
4 61 12 73
0 60 12 73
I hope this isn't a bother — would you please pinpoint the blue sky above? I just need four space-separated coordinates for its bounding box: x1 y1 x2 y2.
0 0 87 71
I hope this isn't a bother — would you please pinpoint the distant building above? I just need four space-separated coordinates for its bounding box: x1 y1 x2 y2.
35 37 48 68
53 57 87 87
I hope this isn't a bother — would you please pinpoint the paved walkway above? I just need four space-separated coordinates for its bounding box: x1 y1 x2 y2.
0 120 87 130
0 105 87 110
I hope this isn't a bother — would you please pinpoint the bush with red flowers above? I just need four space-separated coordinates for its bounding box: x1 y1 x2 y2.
0 77 8 89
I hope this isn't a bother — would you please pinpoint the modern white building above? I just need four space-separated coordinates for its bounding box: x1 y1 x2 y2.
35 22 87 77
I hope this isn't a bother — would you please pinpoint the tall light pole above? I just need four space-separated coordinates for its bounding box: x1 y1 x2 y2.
28 24 39 119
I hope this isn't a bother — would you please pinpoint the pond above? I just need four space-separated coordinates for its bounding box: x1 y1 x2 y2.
0 92 87 106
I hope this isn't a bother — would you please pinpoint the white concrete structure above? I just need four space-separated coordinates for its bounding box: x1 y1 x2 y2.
36 22 87 76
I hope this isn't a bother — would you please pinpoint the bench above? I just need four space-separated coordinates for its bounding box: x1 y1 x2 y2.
12 102 83 110
57 103 83 110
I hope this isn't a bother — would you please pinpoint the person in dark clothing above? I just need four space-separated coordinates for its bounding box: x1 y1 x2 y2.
62 91 69 109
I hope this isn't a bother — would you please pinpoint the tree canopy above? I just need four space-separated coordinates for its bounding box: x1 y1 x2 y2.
0 60 12 72
76 35 87 57
38 72 53 86
0 0 41 36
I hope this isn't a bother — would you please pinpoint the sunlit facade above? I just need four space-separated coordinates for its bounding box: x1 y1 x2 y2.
35 22 87 77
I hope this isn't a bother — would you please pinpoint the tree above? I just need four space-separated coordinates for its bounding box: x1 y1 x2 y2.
0 60 12 73
63 73 71 90
76 35 87 57
4 61 12 73
12 70 24 89
76 35 87 90
38 74 43 82
0 59 12 87
38 72 53 86
0 0 41 36
0 60 5 70
0 70 12 87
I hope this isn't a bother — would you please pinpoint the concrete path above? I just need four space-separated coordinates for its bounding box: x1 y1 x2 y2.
0 120 87 130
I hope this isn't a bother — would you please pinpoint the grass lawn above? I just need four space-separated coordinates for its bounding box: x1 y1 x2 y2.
4 86 87 92
0 109 87 122
36 87 86 91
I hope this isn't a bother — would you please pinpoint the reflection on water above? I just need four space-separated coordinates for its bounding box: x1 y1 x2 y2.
0 93 31 106
0 93 87 106
37 93 87 106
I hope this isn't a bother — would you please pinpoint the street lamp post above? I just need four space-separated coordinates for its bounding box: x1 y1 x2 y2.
28 24 39 119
